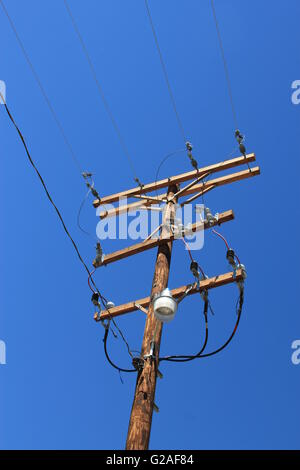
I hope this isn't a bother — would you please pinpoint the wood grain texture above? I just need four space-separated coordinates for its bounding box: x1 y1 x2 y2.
93 153 256 207
93 210 234 268
98 270 243 321
126 184 178 450
97 166 260 219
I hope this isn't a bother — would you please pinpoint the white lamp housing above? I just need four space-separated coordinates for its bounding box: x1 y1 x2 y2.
153 288 177 323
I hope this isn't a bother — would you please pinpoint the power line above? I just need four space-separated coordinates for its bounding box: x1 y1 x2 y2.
159 286 244 363
2 92 137 364
200 287 244 358
103 327 136 374
0 0 83 175
144 0 187 144
63 0 143 188
0 92 106 303
0 1 135 367
210 0 239 130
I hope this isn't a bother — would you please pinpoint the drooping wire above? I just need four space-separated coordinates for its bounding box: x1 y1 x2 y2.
159 297 209 363
212 228 230 250
159 285 244 363
210 2 253 174
154 148 186 199
103 327 136 373
212 228 241 265
63 0 143 188
77 186 95 238
0 0 83 174
88 269 135 361
210 0 238 130
77 178 106 240
199 286 244 358
181 236 215 315
1 1 143 369
144 0 187 144
1 92 107 305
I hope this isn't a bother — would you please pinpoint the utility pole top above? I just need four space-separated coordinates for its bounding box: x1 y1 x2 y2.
92 150 260 450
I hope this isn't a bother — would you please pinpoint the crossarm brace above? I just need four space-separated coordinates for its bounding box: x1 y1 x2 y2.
98 270 243 321
93 209 234 267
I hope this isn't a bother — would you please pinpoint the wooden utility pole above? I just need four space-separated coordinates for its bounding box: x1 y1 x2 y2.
126 184 177 450
92 152 260 449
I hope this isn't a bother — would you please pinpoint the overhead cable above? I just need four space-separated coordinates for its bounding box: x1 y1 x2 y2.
210 0 238 130
0 93 107 305
63 0 143 188
144 0 187 144
0 0 83 174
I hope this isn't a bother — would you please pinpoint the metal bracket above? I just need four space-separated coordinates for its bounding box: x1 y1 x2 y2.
144 341 156 361
134 303 149 315
132 357 145 372
153 403 159 413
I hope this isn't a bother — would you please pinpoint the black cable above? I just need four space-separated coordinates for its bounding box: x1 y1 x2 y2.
144 0 187 144
200 286 244 358
63 0 143 187
77 186 95 239
154 148 185 198
159 286 244 363
159 299 209 363
2 96 135 359
210 0 238 130
103 327 136 374
1 95 107 305
0 0 83 174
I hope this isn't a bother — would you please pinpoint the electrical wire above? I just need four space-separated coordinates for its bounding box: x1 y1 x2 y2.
0 0 83 174
0 3 135 361
181 237 194 263
0 92 108 306
159 298 209 363
145 0 187 144
211 3 253 173
77 186 95 238
63 0 143 188
200 286 244 358
87 268 135 361
210 0 238 130
212 228 241 265
159 285 244 363
181 237 206 279
88 269 97 293
212 228 230 250
0 85 136 368
103 327 136 373
154 148 185 198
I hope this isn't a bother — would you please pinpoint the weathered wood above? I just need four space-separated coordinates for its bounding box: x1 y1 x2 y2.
93 210 234 267
98 270 243 321
97 166 260 219
93 153 256 207
126 184 177 450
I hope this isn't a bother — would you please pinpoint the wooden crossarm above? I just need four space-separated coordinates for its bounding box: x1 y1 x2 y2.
97 270 243 321
93 153 256 207
97 166 260 219
93 209 234 268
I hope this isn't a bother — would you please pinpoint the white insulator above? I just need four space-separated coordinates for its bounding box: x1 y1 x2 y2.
106 301 115 309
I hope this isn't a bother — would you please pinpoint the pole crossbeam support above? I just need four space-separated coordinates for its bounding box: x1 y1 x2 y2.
93 153 256 207
90 146 260 450
126 183 178 450
97 166 260 220
98 270 243 321
93 209 234 267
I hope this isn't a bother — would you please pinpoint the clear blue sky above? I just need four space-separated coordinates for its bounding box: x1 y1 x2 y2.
1 0 299 450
